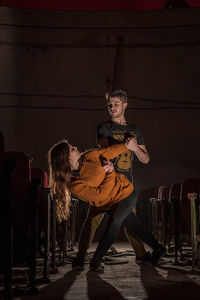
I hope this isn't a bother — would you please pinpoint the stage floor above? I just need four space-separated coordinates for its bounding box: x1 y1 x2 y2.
1 242 200 300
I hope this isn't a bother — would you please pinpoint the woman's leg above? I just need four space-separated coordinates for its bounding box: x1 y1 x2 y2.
72 206 104 270
77 206 104 258
90 191 136 268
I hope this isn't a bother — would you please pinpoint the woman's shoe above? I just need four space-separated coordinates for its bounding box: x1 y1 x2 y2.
89 258 104 274
72 255 85 271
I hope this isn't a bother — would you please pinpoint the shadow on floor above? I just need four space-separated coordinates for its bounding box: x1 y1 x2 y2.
19 269 125 300
86 271 125 300
139 263 200 300
20 270 81 300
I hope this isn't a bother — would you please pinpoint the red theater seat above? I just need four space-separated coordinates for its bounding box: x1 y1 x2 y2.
180 178 200 270
0 146 39 298
31 168 52 280
158 185 171 249
168 182 181 263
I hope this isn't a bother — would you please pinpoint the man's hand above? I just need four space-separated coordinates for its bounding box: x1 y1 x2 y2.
102 159 114 174
125 137 139 152
125 137 150 164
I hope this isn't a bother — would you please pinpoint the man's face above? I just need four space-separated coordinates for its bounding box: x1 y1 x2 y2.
108 97 127 118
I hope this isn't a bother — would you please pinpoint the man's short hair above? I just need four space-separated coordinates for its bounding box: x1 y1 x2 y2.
106 89 128 104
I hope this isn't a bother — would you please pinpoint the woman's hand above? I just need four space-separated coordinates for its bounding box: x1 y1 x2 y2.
102 159 114 174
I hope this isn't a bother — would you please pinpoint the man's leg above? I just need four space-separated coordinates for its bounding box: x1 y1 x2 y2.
123 212 165 263
124 207 151 261
125 229 147 257
72 206 104 270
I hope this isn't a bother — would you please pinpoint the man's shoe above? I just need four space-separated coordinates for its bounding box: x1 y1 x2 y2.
136 251 152 263
72 256 85 271
89 259 104 274
152 246 166 264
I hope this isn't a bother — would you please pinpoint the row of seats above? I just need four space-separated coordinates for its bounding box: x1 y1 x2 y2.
0 131 80 299
137 178 200 270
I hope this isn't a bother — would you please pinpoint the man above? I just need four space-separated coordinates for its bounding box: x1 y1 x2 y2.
72 89 165 272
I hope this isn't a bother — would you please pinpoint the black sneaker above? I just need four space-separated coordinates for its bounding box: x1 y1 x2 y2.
72 256 85 271
89 259 104 274
152 246 166 264
136 251 152 263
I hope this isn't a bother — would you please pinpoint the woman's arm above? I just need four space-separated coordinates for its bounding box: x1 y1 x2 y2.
98 143 128 160
70 171 116 206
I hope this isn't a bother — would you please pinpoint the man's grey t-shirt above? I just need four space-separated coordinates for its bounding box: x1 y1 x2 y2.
96 121 145 176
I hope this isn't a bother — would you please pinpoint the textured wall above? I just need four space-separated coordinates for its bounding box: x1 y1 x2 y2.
0 7 200 193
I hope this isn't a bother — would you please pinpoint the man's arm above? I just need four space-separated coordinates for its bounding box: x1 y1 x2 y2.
126 138 150 164
97 122 150 163
135 144 150 164
99 136 150 164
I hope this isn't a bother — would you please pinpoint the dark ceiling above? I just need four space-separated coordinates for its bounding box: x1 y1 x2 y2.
2 0 200 11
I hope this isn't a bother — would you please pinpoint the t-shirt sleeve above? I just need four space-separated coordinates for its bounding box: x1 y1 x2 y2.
96 123 108 143
135 127 145 145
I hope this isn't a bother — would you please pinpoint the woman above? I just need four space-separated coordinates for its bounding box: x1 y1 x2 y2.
48 139 135 222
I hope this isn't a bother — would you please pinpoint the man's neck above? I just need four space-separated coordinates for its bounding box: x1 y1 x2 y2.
111 116 127 125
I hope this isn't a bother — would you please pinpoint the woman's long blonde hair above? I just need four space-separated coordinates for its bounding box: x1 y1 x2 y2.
48 140 72 222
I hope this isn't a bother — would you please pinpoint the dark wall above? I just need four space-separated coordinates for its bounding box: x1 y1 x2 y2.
0 7 200 192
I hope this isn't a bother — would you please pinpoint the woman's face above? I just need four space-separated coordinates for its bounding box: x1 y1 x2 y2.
68 144 81 166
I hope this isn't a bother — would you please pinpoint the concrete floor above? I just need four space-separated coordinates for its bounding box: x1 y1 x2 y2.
2 242 200 300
